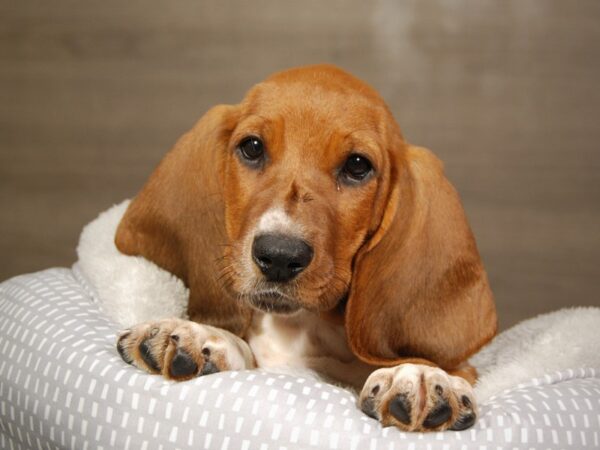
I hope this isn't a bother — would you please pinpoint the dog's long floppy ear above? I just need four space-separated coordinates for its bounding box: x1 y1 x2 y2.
345 145 497 370
115 105 252 336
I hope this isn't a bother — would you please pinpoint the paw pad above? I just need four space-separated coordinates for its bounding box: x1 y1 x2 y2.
388 393 411 425
169 349 198 378
139 339 160 372
422 400 452 429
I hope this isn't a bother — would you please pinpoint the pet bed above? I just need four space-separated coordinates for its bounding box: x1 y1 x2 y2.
0 202 599 449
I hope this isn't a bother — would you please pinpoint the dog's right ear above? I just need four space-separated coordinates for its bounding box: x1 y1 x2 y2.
115 105 252 336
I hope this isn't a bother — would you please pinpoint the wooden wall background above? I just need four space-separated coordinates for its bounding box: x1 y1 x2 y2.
1 0 599 330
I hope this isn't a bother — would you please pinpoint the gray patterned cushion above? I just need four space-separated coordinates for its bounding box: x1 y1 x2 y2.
1 268 599 449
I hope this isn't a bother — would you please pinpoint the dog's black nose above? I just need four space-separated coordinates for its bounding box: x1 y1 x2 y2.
252 234 313 282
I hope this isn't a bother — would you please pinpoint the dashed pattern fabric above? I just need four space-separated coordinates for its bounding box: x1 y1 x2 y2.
1 268 599 449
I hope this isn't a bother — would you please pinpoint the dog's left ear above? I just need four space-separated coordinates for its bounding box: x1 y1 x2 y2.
345 145 497 370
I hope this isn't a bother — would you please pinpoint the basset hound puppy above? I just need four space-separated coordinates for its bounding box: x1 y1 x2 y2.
115 65 497 432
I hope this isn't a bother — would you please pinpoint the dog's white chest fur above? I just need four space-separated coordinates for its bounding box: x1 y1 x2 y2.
247 310 372 387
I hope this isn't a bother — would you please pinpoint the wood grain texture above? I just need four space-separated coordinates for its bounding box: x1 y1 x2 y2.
1 0 599 329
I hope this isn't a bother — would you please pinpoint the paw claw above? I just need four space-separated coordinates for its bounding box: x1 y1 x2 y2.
461 394 472 408
116 333 133 364
450 412 476 431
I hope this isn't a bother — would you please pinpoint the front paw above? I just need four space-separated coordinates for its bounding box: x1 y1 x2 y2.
359 364 477 432
116 318 255 381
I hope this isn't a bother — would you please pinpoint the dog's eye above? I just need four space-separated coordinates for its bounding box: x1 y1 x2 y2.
340 153 373 183
238 136 265 164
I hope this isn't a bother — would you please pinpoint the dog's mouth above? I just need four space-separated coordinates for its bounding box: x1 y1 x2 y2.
246 290 301 315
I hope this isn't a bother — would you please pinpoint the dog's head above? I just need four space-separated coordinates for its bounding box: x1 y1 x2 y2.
116 65 496 368
220 66 399 315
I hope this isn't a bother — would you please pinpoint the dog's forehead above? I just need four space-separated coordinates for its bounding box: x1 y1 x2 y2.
262 65 382 101
242 66 388 127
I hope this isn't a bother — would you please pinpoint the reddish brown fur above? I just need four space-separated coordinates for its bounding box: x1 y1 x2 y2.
346 146 497 369
115 64 497 375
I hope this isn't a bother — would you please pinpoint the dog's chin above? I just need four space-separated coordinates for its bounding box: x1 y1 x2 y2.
246 291 302 315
